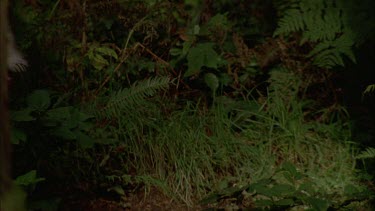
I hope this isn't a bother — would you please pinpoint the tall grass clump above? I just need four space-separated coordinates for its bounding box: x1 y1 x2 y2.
96 71 370 206
105 100 262 204
95 77 260 204
147 102 266 203
236 68 369 206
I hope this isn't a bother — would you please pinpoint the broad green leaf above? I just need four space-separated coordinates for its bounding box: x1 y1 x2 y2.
11 108 36 122
52 126 76 140
78 121 94 131
248 179 272 193
65 109 93 129
170 48 182 56
254 185 275 197
15 170 45 186
269 184 295 196
274 198 295 206
199 14 230 36
185 43 221 77
45 106 73 122
95 47 118 59
27 90 51 111
282 172 294 184
281 162 298 176
219 73 232 86
186 45 204 76
202 46 220 69
63 117 79 129
221 186 245 197
76 110 94 122
254 199 273 206
76 130 95 148
298 182 315 194
204 73 219 92
182 41 193 56
305 197 329 211
92 54 109 70
199 193 222 204
281 162 302 179
11 128 27 144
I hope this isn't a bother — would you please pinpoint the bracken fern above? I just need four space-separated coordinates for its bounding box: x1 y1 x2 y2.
274 0 374 69
100 76 170 118
356 147 375 159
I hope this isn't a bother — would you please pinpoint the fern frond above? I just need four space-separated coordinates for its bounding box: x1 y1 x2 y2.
302 10 340 43
332 34 356 63
273 0 299 13
313 51 344 68
356 147 375 159
273 0 367 69
307 34 355 68
101 76 170 118
274 9 305 36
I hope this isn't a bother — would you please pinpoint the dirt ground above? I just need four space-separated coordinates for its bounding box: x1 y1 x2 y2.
58 187 202 211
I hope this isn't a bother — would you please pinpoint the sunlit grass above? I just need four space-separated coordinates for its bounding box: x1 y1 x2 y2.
105 93 364 206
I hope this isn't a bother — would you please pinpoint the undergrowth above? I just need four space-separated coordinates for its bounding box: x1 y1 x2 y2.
7 0 374 210
90 68 372 209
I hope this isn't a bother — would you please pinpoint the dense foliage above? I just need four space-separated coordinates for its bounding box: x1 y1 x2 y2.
6 0 375 210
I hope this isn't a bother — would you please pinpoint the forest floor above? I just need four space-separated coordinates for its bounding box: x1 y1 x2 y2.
59 187 199 211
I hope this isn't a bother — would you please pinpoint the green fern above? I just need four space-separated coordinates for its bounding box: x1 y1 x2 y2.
274 9 305 35
101 77 170 118
274 0 373 69
356 147 375 159
307 34 356 68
